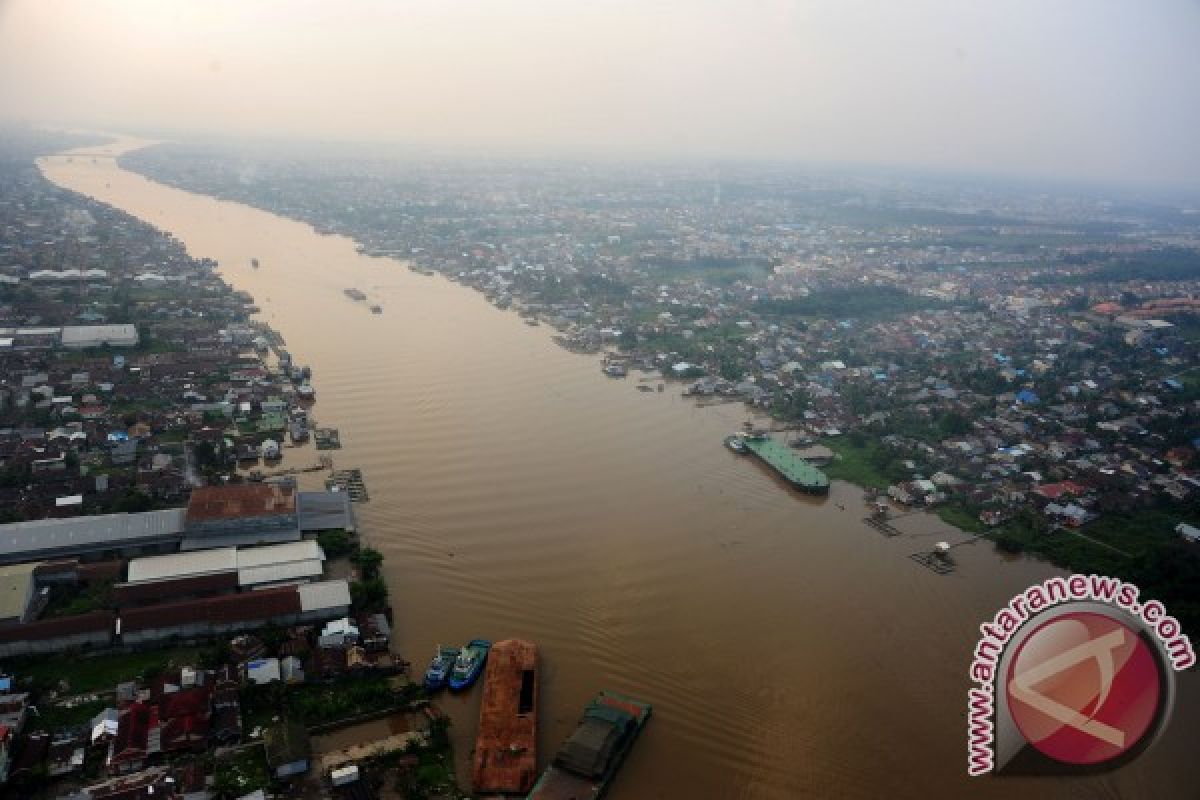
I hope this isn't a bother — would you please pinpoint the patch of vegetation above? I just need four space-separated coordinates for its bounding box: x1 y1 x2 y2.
241 676 416 729
350 576 389 612
821 435 906 489
398 717 459 800
28 698 107 733
10 646 205 694
757 285 948 321
317 528 355 558
212 744 272 800
42 580 113 619
1038 246 1200 284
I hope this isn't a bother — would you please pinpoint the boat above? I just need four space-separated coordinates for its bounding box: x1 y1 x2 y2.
739 434 830 494
527 690 652 800
424 645 460 691
724 434 747 454
603 362 627 378
472 639 538 795
448 639 490 691
251 257 259 269
343 288 367 301
369 304 383 314
296 383 315 401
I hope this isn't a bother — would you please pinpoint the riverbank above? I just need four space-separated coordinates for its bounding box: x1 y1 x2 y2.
39 135 1199 800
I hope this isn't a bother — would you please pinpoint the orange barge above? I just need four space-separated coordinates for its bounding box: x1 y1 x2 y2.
472 638 539 795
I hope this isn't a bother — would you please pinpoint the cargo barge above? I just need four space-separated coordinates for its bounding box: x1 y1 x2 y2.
472 638 538 796
736 434 830 494
528 690 652 800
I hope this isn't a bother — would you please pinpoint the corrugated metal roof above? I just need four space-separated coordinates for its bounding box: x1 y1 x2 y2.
180 529 300 551
127 540 325 585
297 580 351 612
119 587 301 633
238 560 323 587
0 509 186 563
0 563 38 620
186 484 295 523
296 491 355 532
0 611 115 643
237 540 322 569
127 547 238 584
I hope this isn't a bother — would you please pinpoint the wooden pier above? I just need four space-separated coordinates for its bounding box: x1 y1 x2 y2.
327 468 369 502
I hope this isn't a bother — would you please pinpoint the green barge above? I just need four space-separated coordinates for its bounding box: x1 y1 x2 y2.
735 435 830 494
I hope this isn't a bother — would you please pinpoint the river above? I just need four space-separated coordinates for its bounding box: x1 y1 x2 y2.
38 138 1196 799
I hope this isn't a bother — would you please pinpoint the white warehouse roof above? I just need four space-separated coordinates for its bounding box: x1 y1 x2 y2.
297 580 352 613
61 324 139 348
127 539 325 587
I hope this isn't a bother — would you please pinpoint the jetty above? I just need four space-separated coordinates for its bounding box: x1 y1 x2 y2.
740 435 830 494
327 468 369 502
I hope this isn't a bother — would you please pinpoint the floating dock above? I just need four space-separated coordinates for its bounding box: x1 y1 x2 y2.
864 517 902 537
909 551 955 575
740 436 830 494
327 468 369 502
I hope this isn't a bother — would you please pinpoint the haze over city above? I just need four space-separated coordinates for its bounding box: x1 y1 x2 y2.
2 0 1200 187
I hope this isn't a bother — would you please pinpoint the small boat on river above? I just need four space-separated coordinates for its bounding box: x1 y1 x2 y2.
448 638 490 691
424 645 460 691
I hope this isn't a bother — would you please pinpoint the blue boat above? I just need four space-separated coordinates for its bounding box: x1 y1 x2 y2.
424 645 459 691
448 639 491 691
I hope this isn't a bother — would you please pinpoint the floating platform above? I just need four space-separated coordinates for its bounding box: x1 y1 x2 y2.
327 468 369 502
864 517 902 537
314 428 341 450
909 551 955 575
740 436 830 494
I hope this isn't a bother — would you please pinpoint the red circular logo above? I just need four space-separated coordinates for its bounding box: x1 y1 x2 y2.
1006 611 1163 765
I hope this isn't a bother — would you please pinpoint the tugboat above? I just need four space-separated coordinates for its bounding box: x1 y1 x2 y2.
424 645 460 691
724 434 747 453
448 639 491 691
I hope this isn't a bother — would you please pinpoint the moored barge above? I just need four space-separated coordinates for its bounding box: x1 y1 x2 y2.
472 639 538 795
527 690 652 800
739 434 829 494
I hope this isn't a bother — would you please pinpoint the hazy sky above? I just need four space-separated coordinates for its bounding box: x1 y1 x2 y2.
2 0 1199 187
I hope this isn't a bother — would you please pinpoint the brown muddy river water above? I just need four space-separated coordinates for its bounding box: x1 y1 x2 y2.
39 139 1197 799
